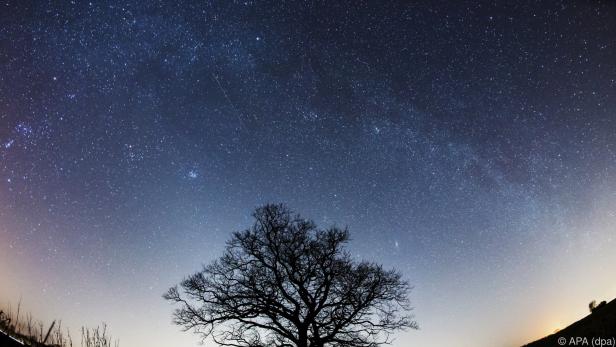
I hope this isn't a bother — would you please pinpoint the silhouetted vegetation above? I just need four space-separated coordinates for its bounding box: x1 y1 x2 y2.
596 301 607 311
165 203 417 347
589 299 608 313
0 300 118 347
589 300 596 312
524 297 616 346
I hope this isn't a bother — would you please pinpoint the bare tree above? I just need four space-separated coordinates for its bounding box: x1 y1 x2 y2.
164 203 417 347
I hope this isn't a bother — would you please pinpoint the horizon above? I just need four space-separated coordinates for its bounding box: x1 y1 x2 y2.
1 1 616 347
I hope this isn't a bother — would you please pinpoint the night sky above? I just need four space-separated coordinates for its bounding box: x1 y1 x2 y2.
1 1 616 346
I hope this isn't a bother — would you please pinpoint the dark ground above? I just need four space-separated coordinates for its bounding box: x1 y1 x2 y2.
0 330 24 347
524 298 616 346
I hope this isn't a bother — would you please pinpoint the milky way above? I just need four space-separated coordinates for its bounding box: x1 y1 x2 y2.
1 2 616 347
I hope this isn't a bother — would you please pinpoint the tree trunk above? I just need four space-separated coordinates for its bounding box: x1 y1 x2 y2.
297 328 308 347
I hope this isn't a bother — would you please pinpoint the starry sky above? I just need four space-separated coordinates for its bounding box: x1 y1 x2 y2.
1 1 616 346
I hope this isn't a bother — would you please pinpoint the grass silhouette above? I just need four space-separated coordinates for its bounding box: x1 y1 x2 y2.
0 299 118 347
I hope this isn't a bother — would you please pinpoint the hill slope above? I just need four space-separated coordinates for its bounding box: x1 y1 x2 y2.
524 298 616 346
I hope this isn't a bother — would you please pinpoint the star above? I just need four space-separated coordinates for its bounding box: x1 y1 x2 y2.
1 2 614 347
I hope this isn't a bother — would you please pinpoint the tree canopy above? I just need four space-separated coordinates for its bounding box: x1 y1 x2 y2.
164 203 417 347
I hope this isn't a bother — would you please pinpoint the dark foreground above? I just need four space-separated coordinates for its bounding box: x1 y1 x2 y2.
0 330 24 347
524 298 616 346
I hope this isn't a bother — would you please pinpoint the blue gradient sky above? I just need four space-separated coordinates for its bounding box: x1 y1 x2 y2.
1 1 616 346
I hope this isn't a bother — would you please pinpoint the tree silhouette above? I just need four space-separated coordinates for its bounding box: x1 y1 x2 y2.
164 203 417 347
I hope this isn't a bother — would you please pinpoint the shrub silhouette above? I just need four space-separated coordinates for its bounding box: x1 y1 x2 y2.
589 300 608 313
589 300 597 313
